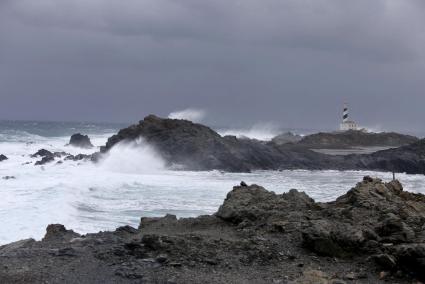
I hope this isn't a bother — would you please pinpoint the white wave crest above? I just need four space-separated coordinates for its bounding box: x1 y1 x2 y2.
218 122 281 141
99 137 166 174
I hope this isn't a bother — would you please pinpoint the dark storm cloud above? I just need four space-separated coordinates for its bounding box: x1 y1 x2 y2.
1 0 425 132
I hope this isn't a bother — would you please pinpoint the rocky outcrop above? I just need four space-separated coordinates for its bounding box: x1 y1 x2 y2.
298 130 418 149
345 139 425 174
30 149 98 165
100 115 341 172
0 178 424 283
68 133 94 148
34 156 55 166
0 154 8 162
271 132 303 145
100 115 425 174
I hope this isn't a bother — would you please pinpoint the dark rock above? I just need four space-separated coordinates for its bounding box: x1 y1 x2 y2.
99 115 425 174
115 226 139 235
271 132 302 145
141 234 163 250
298 130 418 149
139 214 177 229
42 224 80 242
0 154 8 162
302 220 366 257
240 181 247 187
2 176 16 180
0 177 424 283
31 149 53 158
101 115 336 172
35 156 55 165
0 239 35 256
375 213 415 243
156 254 168 263
216 184 314 225
64 154 91 161
68 133 94 149
390 244 425 280
372 254 397 269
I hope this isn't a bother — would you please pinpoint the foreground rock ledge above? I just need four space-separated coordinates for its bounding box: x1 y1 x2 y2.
1 177 424 283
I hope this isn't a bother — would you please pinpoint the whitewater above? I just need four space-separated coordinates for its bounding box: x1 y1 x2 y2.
1 121 425 245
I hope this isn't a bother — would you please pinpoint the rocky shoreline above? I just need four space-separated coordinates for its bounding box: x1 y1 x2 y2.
1 177 424 283
99 115 425 174
7 115 425 175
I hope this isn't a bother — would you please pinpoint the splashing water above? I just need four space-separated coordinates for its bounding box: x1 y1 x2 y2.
1 120 425 245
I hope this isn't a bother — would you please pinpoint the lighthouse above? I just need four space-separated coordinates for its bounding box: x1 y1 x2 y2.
339 104 358 131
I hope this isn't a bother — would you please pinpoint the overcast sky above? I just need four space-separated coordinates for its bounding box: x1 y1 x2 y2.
1 0 424 131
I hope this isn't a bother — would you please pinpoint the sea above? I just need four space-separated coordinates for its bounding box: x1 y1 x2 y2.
1 120 425 245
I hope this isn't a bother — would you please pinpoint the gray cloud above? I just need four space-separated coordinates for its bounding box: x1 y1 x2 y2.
1 0 425 133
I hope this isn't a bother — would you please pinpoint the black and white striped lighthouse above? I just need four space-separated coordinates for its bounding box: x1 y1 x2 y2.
340 103 358 131
343 104 349 123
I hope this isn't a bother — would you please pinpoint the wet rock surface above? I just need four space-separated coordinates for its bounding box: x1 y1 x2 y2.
30 148 97 165
68 133 94 149
0 177 424 283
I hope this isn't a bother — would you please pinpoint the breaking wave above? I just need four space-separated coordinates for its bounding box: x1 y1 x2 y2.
99 137 166 174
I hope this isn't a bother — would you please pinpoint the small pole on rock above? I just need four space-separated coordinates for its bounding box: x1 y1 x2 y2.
392 171 396 181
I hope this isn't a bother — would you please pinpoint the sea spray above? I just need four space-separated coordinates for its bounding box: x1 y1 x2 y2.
168 108 206 123
218 122 282 141
99 137 166 174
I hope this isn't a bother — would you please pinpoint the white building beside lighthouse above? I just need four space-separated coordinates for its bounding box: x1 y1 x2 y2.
340 104 358 131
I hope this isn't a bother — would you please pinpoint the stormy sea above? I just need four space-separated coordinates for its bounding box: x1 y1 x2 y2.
1 120 425 245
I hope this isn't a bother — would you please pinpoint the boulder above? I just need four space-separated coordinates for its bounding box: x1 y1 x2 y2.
42 224 80 242
35 156 55 166
0 154 8 162
216 184 315 226
31 149 53 158
69 133 93 149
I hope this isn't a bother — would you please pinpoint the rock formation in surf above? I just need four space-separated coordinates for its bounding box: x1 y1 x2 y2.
297 130 418 149
100 115 425 174
68 133 94 149
0 154 8 162
1 177 424 283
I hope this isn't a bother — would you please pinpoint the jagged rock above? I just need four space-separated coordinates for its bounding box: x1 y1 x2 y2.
302 220 366 257
390 243 425 279
69 133 94 149
372 254 397 269
64 154 91 161
42 224 80 243
0 239 35 256
271 132 303 145
39 156 54 164
35 156 55 165
99 115 425 174
31 149 53 158
139 214 177 229
0 154 8 162
31 149 69 159
101 115 337 172
216 184 314 225
0 178 424 283
2 176 16 180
